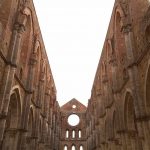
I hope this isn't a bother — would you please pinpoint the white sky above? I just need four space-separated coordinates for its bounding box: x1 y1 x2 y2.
33 0 115 106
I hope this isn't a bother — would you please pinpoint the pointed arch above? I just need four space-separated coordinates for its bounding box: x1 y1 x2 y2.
72 130 75 138
78 129 81 138
39 116 43 140
2 87 22 149
19 8 33 79
145 25 150 44
106 39 115 64
110 110 119 140
27 107 34 137
114 4 127 66
26 106 34 149
33 40 42 87
71 145 76 150
80 145 84 150
124 91 136 131
114 4 126 21
64 145 68 150
66 129 69 138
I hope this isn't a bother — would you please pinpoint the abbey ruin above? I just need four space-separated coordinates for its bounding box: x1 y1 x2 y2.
0 0 150 149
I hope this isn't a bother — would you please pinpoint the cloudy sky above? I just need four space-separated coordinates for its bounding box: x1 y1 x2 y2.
33 0 115 106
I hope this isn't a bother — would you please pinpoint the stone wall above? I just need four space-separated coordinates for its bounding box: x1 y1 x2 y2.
60 99 87 150
1 0 150 150
86 0 150 150
0 0 60 150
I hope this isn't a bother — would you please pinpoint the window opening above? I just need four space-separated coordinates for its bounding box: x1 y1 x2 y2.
72 130 75 138
79 130 81 138
66 130 69 138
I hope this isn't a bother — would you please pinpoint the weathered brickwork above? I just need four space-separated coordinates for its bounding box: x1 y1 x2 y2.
60 99 87 150
0 0 60 150
86 0 150 150
1 0 150 150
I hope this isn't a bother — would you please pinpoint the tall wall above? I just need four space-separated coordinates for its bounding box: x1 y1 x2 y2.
1 0 150 150
86 0 150 150
60 99 87 150
0 0 60 150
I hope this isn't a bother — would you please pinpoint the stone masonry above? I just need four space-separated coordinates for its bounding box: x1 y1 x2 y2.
0 0 150 150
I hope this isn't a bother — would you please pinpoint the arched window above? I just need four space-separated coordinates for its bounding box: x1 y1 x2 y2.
71 145 76 150
79 130 81 138
80 145 83 150
2 89 21 149
124 92 136 131
64 145 68 150
115 11 126 65
19 12 32 72
72 130 75 138
66 130 69 138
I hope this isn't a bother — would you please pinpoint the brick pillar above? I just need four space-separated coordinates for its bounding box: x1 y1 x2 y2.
0 23 25 147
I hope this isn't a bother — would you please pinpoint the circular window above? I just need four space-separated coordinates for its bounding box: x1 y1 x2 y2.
72 105 76 109
68 114 80 126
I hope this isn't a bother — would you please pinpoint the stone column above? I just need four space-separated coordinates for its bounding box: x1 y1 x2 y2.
18 51 38 150
0 22 25 148
123 24 150 149
36 60 46 108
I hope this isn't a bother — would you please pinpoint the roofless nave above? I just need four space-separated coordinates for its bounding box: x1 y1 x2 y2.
0 0 150 150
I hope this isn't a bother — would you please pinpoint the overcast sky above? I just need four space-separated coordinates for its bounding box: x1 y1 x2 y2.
33 0 115 106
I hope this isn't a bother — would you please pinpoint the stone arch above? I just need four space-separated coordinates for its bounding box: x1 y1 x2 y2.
39 60 47 110
106 39 115 64
39 58 47 82
72 130 75 138
114 4 126 23
106 40 114 84
26 107 34 149
2 88 22 150
27 107 34 137
32 40 42 103
71 145 76 150
78 129 81 138
66 129 69 138
19 8 33 79
34 40 42 76
64 145 68 150
79 145 84 150
124 91 136 131
110 110 120 142
38 116 43 141
114 5 127 66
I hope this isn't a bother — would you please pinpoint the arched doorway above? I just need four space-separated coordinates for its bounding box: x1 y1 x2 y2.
2 89 21 150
